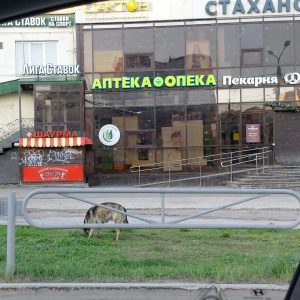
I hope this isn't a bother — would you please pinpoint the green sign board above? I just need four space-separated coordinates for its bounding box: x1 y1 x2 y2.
92 74 217 90
0 14 75 27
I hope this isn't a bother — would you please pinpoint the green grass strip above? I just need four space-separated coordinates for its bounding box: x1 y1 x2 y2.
1 225 300 284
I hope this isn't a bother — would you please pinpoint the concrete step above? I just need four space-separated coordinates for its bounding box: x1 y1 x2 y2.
226 166 300 191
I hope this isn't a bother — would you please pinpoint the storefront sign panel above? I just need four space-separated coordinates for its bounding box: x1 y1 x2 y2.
22 64 80 76
75 0 300 24
92 74 216 90
22 165 84 182
0 15 75 27
246 124 261 143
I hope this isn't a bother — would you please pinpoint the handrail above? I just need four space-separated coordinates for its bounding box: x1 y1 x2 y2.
0 118 34 142
130 146 272 187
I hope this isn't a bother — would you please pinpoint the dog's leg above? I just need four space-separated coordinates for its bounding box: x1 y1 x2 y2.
115 228 120 241
88 228 94 238
97 228 102 239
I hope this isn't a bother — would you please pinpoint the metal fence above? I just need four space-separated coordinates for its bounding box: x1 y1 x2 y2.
6 187 300 276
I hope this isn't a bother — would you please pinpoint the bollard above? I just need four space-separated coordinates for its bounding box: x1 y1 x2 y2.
6 191 16 278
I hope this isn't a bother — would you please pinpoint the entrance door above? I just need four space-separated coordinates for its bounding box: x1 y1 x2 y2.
274 111 300 165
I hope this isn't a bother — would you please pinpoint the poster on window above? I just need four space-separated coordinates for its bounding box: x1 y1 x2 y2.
246 124 260 143
94 50 123 75
186 40 212 72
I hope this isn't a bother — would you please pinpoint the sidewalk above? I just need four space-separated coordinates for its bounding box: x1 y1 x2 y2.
1 184 300 227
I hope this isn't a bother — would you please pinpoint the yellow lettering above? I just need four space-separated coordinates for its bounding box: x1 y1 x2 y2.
91 79 102 90
130 77 140 88
106 3 116 12
122 77 130 88
187 75 195 86
117 1 127 11
206 74 217 86
112 78 122 88
103 78 113 89
176 76 186 87
96 3 106 12
84 4 95 12
165 76 176 87
153 76 164 87
139 0 149 10
197 75 205 86
141 77 152 88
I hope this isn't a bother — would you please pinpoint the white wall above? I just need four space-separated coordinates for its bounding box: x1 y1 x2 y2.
0 23 77 83
0 91 33 128
0 15 77 130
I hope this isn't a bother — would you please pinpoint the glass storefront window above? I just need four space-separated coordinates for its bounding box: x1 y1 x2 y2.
295 22 300 65
219 103 240 148
186 24 217 69
124 91 154 130
83 30 93 72
241 23 263 67
241 103 264 145
218 89 240 103
93 29 123 73
80 17 300 175
124 28 154 54
241 88 264 103
35 86 81 132
217 24 240 68
264 22 293 67
154 27 185 70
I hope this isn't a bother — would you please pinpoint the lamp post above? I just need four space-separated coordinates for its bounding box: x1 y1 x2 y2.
268 40 291 101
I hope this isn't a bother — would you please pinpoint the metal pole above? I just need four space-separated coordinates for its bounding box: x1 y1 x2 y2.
230 152 233 182
18 84 22 138
160 193 165 223
6 192 16 278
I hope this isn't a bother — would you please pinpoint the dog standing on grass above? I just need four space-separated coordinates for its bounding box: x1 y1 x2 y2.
83 202 129 240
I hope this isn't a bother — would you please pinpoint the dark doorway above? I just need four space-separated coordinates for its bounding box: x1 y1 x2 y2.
274 111 300 165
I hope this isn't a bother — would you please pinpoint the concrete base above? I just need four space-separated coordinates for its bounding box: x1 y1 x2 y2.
0 283 288 300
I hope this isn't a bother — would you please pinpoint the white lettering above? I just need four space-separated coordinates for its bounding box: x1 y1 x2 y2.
232 78 239 85
223 76 232 85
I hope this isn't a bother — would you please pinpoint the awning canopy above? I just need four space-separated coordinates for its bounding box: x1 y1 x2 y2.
19 137 93 148
0 80 19 95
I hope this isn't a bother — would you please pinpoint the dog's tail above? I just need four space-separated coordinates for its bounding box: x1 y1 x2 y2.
123 207 129 224
83 207 93 235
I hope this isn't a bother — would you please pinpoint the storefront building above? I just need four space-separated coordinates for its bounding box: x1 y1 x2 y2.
0 13 93 184
75 0 300 182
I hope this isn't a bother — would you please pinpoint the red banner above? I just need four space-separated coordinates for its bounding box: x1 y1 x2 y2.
22 165 84 182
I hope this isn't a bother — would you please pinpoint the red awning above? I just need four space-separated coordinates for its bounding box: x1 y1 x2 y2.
18 137 93 148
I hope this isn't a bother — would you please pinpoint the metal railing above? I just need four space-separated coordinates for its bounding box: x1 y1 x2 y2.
130 146 272 187
0 118 34 142
5 187 300 276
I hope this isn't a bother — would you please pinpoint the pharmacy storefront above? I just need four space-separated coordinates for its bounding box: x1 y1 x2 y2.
76 0 300 183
